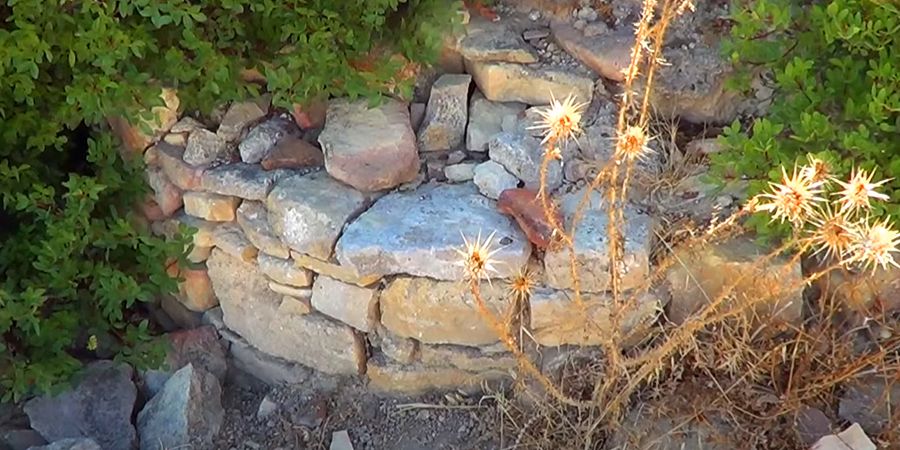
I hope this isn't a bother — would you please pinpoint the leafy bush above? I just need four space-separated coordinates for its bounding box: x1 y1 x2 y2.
0 0 460 400
711 0 900 239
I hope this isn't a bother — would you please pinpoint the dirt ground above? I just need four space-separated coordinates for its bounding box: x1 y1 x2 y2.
209 370 503 450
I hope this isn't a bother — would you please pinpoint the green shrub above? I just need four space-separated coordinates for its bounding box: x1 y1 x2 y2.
711 0 900 239
0 0 460 401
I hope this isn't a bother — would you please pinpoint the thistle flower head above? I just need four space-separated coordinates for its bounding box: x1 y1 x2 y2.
529 94 587 144
756 166 826 225
834 168 891 215
808 204 854 261
615 125 653 162
846 217 900 272
508 267 537 303
455 230 502 283
801 156 831 184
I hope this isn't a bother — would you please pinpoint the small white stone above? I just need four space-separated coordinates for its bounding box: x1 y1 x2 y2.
473 161 518 200
443 163 477 182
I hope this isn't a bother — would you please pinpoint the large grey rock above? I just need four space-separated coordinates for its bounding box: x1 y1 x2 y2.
651 44 742 123
459 19 539 64
206 249 366 374
318 98 419 191
239 116 296 163
466 60 594 105
266 172 371 260
418 74 472 152
466 92 526 152
141 326 227 399
311 275 378 332
488 132 562 191
236 200 291 259
27 438 101 450
183 129 230 166
473 161 518 200
200 163 286 201
24 361 136 450
137 364 224 450
543 189 653 292
335 183 531 280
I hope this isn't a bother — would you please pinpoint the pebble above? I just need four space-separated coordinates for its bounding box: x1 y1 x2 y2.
523 29 550 41
528 10 541 21
573 19 587 30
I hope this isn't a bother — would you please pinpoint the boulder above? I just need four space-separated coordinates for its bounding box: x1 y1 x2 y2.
311 275 379 332
335 183 531 280
544 189 653 293
466 60 593 105
136 364 224 450
206 249 366 374
266 172 372 260
466 92 526 152
24 361 136 450
664 235 803 325
473 160 519 200
379 276 506 346
417 74 472 152
239 116 295 163
318 98 419 191
488 132 562 191
142 326 226 399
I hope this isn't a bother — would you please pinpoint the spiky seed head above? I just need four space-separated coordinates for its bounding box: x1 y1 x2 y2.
756 166 826 226
801 156 832 184
808 204 854 261
846 217 900 272
529 94 587 144
615 125 653 162
833 168 891 215
454 230 502 283
508 267 537 303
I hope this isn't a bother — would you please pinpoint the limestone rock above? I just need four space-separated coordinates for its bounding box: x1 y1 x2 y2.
311 275 379 332
227 337 313 386
466 92 526 152
183 129 230 166
812 424 876 450
380 276 506 346
146 167 183 217
206 249 365 374
107 88 180 156
217 101 267 142
488 132 562 191
418 343 516 372
335 183 531 280
137 364 224 450
529 288 662 347
366 354 510 394
174 266 218 312
154 212 218 249
551 22 632 82
239 116 295 163
459 19 539 64
466 60 593 105
28 439 101 450
291 252 381 288
142 326 226 399
153 142 204 190
444 162 477 182
279 295 312 315
183 192 240 222
268 281 312 299
373 328 418 364
235 201 291 259
497 188 562 250
810 263 900 324
318 98 419 191
417 74 471 152
200 163 286 201
838 377 900 435
211 223 258 263
543 189 653 292
267 172 371 260
650 44 741 123
24 361 136 450
260 135 324 170
473 160 519 200
170 116 206 134
664 235 803 325
258 253 313 287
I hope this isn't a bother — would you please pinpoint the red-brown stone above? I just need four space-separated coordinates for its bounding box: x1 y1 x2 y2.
497 188 561 249
260 135 324 170
291 99 327 129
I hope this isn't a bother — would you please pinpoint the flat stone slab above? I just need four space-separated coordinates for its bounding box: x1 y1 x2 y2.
267 172 372 260
466 60 594 106
335 183 531 280
200 163 287 201
543 188 653 292
460 19 539 64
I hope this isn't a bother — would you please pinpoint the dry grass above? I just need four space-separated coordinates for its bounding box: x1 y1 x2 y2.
453 0 900 448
